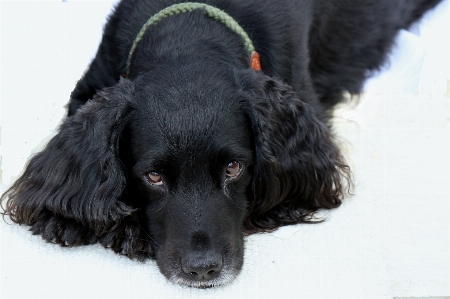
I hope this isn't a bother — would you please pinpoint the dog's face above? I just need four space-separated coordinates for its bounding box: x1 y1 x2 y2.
122 67 255 287
1 61 350 288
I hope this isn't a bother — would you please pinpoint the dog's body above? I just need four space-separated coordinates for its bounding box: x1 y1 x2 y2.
1 0 442 288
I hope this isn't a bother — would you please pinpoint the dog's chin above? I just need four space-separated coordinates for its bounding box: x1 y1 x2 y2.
168 266 241 288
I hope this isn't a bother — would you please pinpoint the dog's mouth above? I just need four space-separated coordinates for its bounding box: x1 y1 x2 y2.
155 242 244 288
168 265 239 288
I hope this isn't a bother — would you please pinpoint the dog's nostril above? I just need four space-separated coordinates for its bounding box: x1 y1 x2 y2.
182 252 223 281
184 263 221 280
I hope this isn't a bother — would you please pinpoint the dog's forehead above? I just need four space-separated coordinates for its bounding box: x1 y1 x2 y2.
129 82 252 160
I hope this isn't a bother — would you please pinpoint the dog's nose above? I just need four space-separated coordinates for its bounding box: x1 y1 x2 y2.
181 252 223 281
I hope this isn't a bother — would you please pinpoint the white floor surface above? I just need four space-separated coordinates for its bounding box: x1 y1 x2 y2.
1 1 449 298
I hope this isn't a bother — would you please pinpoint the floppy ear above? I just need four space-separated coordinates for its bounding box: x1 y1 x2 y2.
242 74 352 233
1 78 136 235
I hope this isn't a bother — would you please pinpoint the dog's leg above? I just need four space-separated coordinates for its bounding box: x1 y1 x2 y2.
309 0 443 108
407 0 443 26
67 1 135 116
99 217 154 260
29 210 98 246
67 50 120 116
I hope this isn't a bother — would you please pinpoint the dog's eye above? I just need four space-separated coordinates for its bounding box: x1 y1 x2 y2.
146 171 164 186
226 161 243 179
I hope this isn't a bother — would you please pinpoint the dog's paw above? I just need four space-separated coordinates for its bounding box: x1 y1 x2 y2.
29 210 97 246
99 220 154 260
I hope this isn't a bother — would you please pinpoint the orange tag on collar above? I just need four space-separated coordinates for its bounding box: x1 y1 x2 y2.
250 51 262 71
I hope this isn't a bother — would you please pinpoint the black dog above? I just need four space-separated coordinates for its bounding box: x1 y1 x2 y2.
1 0 441 288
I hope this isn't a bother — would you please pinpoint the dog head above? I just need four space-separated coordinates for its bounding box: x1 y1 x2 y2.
121 64 254 287
1 61 351 287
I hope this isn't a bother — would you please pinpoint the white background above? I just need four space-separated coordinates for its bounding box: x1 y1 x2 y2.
1 0 449 298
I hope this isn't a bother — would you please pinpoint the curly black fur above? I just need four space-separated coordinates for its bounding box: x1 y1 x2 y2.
1 0 442 288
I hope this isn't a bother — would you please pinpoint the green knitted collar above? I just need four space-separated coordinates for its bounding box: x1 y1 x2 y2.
126 2 260 75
